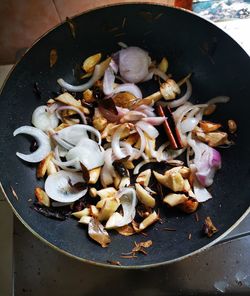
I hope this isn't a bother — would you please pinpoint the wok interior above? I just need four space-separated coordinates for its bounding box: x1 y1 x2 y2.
0 4 250 267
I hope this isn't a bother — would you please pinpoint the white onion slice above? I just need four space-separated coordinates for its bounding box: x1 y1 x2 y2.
142 117 165 126
52 133 74 150
56 145 67 157
45 170 87 202
56 106 87 125
120 110 146 123
206 96 230 105
113 83 143 99
57 59 110 92
133 159 156 174
103 67 115 95
156 142 169 161
172 103 192 121
66 138 104 170
193 180 212 202
110 59 118 74
120 142 133 156
13 126 51 163
168 79 192 108
135 104 156 117
53 146 77 171
119 47 150 83
162 148 186 161
116 106 130 117
147 139 157 159
118 41 128 49
52 157 79 172
48 103 61 114
105 187 137 229
56 124 101 146
100 164 114 188
103 148 115 173
136 121 159 139
152 68 169 81
53 157 77 168
133 127 146 160
111 125 129 160
181 117 199 133
32 105 59 131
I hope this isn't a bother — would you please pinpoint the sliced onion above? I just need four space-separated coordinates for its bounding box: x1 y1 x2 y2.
103 148 114 173
172 103 192 121
113 83 143 99
147 139 157 159
103 67 115 95
48 103 61 114
209 148 221 168
120 110 146 123
51 133 74 150
100 164 114 187
53 157 78 168
133 127 146 160
193 179 212 202
105 187 137 229
53 146 77 172
133 159 157 174
116 107 130 116
120 142 133 156
152 68 169 81
136 121 159 139
117 41 128 49
111 125 129 160
206 96 230 105
102 147 118 182
13 126 51 163
32 105 59 131
168 79 192 108
181 117 199 133
109 59 118 74
119 47 150 83
142 117 165 126
52 146 79 171
56 106 87 125
135 104 154 113
135 104 156 117
66 138 104 170
57 145 68 157
55 124 101 146
45 170 87 202
162 148 186 161
156 142 169 161
57 58 110 92
188 138 221 187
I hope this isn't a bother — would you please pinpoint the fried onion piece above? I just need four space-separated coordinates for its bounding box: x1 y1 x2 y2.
203 216 218 237
37 152 53 178
88 218 111 248
116 224 136 236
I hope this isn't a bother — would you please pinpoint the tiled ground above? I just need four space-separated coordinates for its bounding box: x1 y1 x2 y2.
0 0 60 64
0 0 175 65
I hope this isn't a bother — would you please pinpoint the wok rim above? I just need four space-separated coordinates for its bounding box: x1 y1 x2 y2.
1 2 249 269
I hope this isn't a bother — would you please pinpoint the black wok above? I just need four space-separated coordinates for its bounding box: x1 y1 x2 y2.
0 3 249 268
